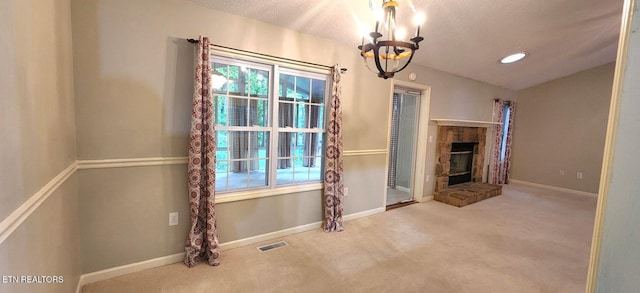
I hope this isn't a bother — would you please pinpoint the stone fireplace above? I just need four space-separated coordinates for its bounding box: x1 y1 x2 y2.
435 126 487 192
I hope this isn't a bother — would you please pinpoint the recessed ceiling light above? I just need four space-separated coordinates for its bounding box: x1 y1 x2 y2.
500 52 528 64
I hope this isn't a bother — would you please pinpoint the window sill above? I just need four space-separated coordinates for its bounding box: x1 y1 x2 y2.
215 182 324 203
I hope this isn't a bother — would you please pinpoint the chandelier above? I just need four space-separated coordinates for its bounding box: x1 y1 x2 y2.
358 0 425 79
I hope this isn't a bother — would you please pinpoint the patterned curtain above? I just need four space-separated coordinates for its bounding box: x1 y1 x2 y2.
489 99 504 184
322 65 344 232
489 100 516 184
500 102 516 184
185 36 220 267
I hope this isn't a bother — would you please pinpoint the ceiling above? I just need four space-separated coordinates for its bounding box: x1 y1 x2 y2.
187 0 624 90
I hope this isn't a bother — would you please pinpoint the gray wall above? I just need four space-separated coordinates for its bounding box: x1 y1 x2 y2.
595 2 640 291
0 0 80 292
70 0 393 273
510 63 615 193
70 0 514 273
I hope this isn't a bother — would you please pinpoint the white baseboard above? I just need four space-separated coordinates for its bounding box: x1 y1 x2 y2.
76 252 185 293
218 221 322 252
219 207 385 251
75 206 386 292
343 207 386 221
509 179 598 197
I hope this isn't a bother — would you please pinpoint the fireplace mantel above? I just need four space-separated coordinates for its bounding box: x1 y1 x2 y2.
431 119 501 128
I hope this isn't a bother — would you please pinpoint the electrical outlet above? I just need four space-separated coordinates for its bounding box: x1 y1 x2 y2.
344 187 349 196
577 172 583 179
560 170 565 176
428 135 433 143
169 212 179 226
426 175 430 182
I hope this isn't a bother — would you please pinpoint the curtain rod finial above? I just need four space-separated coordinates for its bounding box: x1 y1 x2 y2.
340 68 347 73
187 38 199 44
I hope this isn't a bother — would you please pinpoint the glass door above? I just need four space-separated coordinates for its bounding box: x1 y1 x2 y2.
387 89 419 206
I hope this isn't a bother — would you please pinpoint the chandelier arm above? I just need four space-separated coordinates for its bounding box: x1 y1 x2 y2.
373 44 387 78
393 47 417 73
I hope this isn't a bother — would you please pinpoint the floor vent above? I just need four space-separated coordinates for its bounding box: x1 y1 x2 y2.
257 241 288 252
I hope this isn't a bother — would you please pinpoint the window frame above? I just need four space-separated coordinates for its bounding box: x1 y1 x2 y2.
210 53 330 202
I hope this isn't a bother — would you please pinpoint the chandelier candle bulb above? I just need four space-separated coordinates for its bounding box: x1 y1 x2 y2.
396 27 407 41
413 12 425 37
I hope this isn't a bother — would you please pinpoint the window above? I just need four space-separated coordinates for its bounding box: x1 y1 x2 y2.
499 103 511 161
212 56 328 194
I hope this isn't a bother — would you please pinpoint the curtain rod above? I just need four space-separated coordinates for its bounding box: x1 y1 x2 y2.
187 38 346 73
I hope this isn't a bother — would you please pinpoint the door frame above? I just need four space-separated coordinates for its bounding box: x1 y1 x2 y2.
383 79 431 207
585 0 635 291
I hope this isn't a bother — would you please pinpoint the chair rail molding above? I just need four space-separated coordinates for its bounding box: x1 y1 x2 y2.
0 162 78 244
77 157 189 169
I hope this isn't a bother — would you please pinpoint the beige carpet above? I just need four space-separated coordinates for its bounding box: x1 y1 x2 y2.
83 183 596 293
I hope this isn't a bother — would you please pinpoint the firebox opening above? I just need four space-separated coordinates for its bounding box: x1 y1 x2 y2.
449 142 477 186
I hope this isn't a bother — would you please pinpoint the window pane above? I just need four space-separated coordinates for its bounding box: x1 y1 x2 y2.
310 159 322 181
215 161 229 191
249 159 268 188
250 131 269 159
310 105 324 129
227 65 240 79
249 69 269 98
213 63 227 76
311 79 326 104
277 167 294 185
213 64 228 94
226 171 249 190
295 104 308 128
296 76 310 102
228 131 259 161
228 98 248 126
227 64 244 95
216 150 228 161
279 74 296 99
217 130 228 148
250 99 269 127
306 133 323 164
294 132 306 157
278 102 294 127
215 96 228 126
294 167 311 183
276 131 291 169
